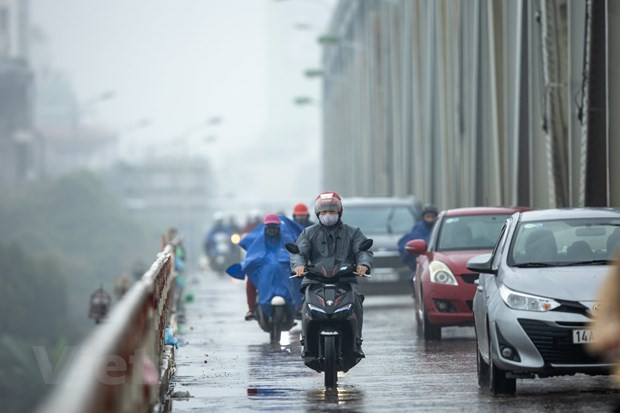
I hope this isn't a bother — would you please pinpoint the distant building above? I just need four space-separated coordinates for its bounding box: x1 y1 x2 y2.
103 156 215 264
31 29 118 177
0 0 41 193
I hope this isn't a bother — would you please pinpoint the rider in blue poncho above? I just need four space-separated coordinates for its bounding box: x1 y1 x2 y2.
397 204 439 285
239 213 303 320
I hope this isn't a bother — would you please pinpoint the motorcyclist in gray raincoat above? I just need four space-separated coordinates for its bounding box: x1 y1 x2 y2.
291 192 373 357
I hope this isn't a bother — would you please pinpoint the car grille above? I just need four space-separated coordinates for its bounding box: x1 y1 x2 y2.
518 319 601 365
373 254 404 268
552 299 592 318
460 273 479 284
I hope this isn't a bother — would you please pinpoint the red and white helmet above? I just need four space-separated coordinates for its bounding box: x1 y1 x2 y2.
314 192 343 217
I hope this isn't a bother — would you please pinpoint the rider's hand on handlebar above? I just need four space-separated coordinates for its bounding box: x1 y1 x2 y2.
355 265 368 277
294 266 305 277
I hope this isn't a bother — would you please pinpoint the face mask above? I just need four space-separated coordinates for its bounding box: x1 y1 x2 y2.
265 226 280 238
319 213 339 227
294 215 309 225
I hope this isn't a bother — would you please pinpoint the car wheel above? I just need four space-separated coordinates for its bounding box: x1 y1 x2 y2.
415 295 424 337
488 338 516 395
475 327 489 388
420 292 441 340
415 309 423 337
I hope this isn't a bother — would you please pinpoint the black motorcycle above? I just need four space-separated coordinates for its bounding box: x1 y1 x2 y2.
285 239 372 388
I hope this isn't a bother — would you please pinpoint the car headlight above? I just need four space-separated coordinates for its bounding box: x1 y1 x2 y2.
499 285 560 312
429 261 458 285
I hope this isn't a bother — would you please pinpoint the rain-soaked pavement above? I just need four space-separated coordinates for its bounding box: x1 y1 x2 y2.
171 272 620 412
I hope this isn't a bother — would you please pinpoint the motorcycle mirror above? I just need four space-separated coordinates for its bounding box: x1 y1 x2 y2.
359 239 373 251
285 243 300 254
225 263 245 280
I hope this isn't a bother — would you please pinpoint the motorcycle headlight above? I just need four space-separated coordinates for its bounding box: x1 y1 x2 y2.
499 285 560 312
230 233 241 245
333 304 352 313
308 304 326 314
331 303 352 319
429 261 458 286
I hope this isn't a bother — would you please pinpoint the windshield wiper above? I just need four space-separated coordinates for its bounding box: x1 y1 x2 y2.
559 259 610 266
513 262 556 268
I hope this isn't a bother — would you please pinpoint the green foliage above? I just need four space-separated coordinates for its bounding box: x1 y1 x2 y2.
0 242 67 340
0 242 68 413
0 170 160 412
0 334 69 413
0 171 158 274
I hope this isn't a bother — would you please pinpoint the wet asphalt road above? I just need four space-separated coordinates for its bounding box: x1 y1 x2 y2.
171 273 620 412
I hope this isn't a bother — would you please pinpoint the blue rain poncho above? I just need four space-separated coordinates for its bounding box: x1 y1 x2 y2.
239 215 303 316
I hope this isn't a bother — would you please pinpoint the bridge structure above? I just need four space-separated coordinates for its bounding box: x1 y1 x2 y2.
38 246 178 413
321 0 620 209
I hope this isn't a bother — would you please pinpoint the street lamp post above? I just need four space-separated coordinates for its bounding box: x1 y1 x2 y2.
117 117 153 162
71 90 117 137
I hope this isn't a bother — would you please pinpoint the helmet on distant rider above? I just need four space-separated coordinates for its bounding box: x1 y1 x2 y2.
421 203 438 217
293 203 309 216
313 192 343 217
263 213 281 225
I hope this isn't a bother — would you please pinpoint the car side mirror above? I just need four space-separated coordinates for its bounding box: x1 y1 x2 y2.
359 239 373 251
405 239 427 255
285 243 300 254
466 253 495 274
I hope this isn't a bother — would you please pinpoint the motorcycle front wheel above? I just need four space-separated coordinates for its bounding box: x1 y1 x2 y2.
323 335 338 388
270 306 283 344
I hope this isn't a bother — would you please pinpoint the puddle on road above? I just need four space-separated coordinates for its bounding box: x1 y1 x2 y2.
246 385 364 412
246 386 301 397
305 386 364 404
305 386 364 412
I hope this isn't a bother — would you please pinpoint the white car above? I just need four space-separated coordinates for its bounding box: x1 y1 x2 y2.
469 208 620 395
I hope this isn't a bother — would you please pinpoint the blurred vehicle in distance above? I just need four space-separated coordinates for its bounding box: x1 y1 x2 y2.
343 197 421 295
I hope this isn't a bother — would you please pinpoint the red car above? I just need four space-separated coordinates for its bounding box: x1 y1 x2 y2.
406 207 529 340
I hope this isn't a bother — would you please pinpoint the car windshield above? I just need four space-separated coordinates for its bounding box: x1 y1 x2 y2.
436 214 510 251
345 205 415 235
509 218 620 266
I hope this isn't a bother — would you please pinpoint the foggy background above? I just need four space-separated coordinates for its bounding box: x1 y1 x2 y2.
27 0 333 262
0 1 335 411
32 0 328 202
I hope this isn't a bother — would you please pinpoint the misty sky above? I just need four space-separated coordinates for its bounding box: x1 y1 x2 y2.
30 0 334 204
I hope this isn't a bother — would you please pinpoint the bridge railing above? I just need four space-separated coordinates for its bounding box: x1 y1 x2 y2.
38 245 176 413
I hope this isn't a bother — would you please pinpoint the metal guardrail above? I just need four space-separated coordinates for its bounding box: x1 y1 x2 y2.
38 245 176 413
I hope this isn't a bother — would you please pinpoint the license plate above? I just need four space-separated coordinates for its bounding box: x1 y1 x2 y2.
572 329 595 344
368 269 399 282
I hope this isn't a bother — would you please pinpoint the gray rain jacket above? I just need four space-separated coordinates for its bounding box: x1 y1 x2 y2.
290 221 373 282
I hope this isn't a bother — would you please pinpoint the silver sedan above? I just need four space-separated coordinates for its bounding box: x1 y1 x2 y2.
468 208 620 395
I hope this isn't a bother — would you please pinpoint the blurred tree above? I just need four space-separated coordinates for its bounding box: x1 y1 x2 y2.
0 171 160 332
0 171 160 412
0 242 68 413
